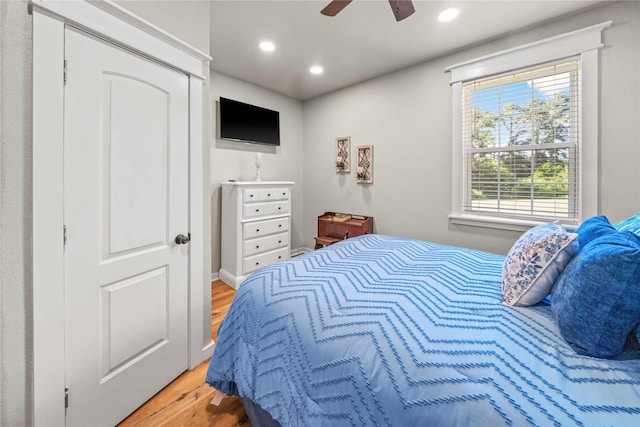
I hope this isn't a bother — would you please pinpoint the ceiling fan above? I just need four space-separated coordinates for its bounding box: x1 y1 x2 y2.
321 0 416 22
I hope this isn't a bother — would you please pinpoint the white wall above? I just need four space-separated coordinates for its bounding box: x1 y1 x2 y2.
0 1 210 425
302 1 640 255
209 71 305 274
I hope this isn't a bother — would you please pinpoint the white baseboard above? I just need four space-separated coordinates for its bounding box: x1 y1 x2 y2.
190 340 214 369
291 247 313 256
218 269 243 290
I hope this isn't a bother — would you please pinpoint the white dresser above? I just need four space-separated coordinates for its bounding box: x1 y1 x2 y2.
219 181 294 289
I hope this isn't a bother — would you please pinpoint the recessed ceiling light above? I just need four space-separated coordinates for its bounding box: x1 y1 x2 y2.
259 41 276 52
438 7 459 22
310 65 324 75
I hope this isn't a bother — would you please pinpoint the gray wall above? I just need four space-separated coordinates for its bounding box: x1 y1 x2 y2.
1 1 32 425
0 1 210 425
302 1 640 255
113 0 210 54
209 71 305 275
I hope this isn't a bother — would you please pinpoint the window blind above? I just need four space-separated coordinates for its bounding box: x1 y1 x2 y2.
461 58 581 222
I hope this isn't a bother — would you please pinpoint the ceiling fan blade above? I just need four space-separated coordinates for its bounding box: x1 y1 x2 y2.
321 0 353 17
387 0 415 21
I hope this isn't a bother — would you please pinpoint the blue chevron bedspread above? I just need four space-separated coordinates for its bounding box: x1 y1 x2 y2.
206 234 640 426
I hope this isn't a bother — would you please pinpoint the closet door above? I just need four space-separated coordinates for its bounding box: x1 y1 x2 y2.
63 27 190 426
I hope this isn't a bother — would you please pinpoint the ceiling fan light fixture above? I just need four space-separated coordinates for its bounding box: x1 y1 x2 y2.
259 41 276 52
310 65 324 75
388 0 415 22
321 0 415 22
438 7 459 22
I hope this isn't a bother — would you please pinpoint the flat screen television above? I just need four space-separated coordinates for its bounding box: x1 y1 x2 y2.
219 97 280 146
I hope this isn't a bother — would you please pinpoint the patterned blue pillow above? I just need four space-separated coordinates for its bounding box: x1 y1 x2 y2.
552 230 640 358
502 223 578 307
614 212 640 237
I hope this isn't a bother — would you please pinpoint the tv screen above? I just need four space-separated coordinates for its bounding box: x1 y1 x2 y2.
219 97 280 146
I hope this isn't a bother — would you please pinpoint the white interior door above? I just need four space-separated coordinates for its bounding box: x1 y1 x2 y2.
63 27 190 426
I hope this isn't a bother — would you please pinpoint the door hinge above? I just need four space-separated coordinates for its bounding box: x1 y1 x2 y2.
65 386 69 409
63 60 68 85
63 224 67 246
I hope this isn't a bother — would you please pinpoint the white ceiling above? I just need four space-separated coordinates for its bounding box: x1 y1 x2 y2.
210 0 605 100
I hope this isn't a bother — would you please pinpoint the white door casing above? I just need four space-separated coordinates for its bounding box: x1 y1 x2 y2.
32 1 213 425
64 27 189 425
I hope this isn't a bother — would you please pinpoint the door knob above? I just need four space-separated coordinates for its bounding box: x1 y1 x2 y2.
175 233 190 245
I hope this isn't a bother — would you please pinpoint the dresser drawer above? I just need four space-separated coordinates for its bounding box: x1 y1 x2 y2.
243 201 289 219
243 188 260 203
243 187 290 203
243 217 289 239
243 247 289 275
259 187 290 201
243 232 288 257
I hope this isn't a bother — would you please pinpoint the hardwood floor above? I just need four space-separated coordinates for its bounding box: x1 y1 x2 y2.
118 280 251 427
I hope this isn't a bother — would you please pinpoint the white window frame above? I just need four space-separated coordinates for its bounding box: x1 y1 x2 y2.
446 21 611 232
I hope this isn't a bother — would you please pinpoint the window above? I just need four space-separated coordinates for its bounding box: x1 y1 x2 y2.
462 60 580 222
447 22 610 230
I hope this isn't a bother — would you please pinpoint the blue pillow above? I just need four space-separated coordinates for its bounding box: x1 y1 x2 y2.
551 230 640 358
574 215 615 248
614 212 640 237
502 222 578 307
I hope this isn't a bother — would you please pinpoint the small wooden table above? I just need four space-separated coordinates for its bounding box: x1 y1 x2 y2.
314 212 374 249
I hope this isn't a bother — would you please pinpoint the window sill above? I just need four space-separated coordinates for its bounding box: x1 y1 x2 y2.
449 214 578 232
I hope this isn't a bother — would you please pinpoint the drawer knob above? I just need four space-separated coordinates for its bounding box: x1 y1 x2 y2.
267 193 271 196
278 240 282 244
256 209 260 212
278 207 281 210
255 262 260 266
256 229 260 232
278 224 282 228
278 256 282 259
256 245 260 249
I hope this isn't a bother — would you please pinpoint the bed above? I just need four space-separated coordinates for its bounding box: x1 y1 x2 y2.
206 233 640 426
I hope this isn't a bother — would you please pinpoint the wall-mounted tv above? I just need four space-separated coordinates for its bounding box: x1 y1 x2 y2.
219 97 280 146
